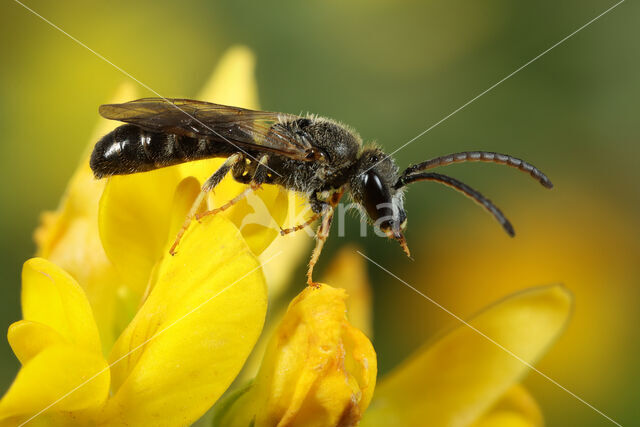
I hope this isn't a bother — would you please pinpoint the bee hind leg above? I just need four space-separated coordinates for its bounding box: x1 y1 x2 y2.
194 187 253 220
169 153 242 255
195 154 269 220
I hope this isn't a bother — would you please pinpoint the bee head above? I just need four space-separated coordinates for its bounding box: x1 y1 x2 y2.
351 148 410 256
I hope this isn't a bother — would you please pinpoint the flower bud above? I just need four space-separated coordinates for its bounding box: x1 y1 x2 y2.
219 284 376 427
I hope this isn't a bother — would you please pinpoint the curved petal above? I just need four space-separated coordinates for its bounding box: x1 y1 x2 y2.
225 186 288 255
322 245 373 337
34 82 138 258
0 345 109 422
7 321 67 365
34 83 137 350
179 45 288 256
100 47 287 290
98 166 182 297
102 214 268 426
473 385 543 427
197 45 259 109
21 258 101 354
361 285 572 427
236 194 319 383
217 284 377 427
165 177 202 245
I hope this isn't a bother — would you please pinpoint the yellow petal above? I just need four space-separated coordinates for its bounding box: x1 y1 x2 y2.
473 413 537 427
197 45 259 109
361 285 572 427
178 45 289 256
34 82 137 258
219 284 377 427
165 177 202 245
103 214 268 425
34 83 137 350
7 321 67 365
98 166 182 297
141 176 202 299
236 194 318 383
322 245 373 337
98 46 260 296
99 47 286 284
179 44 259 210
224 185 288 255
235 303 288 385
21 258 101 355
473 385 543 427
0 345 109 422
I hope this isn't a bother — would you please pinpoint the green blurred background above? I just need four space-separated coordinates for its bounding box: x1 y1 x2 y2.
1 0 638 425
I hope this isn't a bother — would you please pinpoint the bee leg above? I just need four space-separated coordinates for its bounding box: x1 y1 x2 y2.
251 154 269 191
169 153 242 255
279 212 321 235
306 206 335 288
195 187 254 220
306 188 345 287
196 155 269 220
280 190 328 235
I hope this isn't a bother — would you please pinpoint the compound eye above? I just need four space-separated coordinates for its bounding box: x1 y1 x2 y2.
362 171 393 222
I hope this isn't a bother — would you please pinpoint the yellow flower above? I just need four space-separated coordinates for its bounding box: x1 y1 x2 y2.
98 46 289 301
1 45 292 425
33 83 139 351
32 46 289 350
361 284 571 427
403 193 638 402
321 245 373 337
236 244 372 385
216 245 571 427
214 284 377 427
0 211 268 426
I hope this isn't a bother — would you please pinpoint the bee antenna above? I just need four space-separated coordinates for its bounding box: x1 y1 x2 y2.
395 172 515 237
400 151 553 189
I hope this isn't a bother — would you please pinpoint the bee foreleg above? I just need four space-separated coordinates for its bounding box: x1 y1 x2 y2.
306 206 335 288
280 212 322 235
306 188 345 287
169 153 242 255
280 189 332 235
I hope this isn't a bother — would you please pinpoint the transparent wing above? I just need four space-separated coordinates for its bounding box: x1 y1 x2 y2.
99 98 315 160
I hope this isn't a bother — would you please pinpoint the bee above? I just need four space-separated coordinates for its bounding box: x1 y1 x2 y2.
91 98 553 286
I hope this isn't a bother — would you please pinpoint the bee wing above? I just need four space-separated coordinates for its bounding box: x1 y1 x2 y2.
99 98 314 160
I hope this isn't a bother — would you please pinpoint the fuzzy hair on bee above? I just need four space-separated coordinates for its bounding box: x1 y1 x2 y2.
91 98 553 286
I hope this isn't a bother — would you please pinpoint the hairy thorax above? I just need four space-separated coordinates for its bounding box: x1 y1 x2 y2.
267 116 363 194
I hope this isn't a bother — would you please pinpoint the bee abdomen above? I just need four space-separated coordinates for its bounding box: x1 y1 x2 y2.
90 124 213 178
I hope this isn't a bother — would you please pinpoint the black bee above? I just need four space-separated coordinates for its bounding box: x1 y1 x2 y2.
91 98 553 285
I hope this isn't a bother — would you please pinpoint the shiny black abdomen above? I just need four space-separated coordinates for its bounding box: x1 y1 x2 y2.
90 124 236 178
